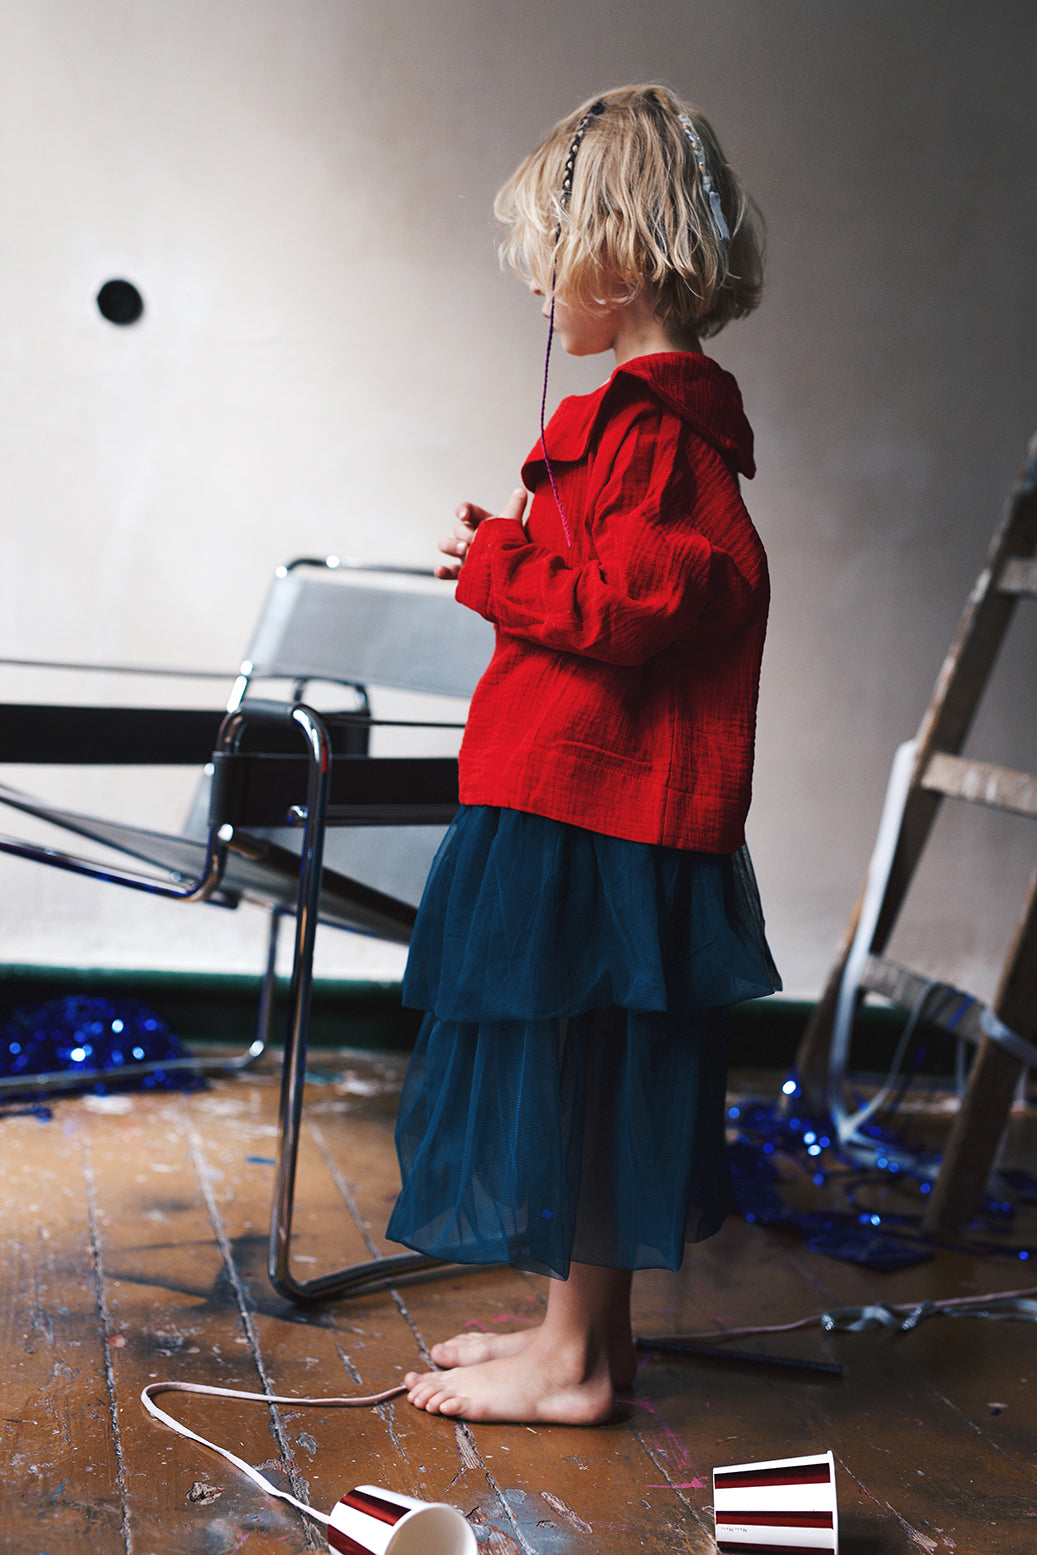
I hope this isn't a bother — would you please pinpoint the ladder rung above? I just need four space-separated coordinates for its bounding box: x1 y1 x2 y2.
998 556 1037 596
861 955 1037 1068
921 752 1037 817
861 956 988 1043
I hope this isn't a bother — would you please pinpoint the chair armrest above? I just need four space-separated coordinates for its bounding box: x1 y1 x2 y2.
0 705 226 764
209 751 459 827
0 704 378 765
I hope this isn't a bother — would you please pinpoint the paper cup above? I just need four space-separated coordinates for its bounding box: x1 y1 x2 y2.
327 1485 477 1555
712 1450 838 1553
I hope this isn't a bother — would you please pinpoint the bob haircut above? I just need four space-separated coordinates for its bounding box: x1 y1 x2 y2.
494 84 764 339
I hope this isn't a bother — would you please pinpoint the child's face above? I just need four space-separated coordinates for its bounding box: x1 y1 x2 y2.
533 286 627 358
534 284 691 365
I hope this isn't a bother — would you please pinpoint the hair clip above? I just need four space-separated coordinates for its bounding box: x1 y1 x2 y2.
545 101 606 547
678 112 730 251
559 99 606 211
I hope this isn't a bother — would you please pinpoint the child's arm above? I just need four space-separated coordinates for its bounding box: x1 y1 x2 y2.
455 415 764 665
434 490 528 580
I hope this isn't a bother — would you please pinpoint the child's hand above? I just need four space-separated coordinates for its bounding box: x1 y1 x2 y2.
434 489 528 579
433 506 481 580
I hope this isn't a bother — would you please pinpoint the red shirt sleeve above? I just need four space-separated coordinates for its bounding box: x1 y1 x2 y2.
455 402 757 666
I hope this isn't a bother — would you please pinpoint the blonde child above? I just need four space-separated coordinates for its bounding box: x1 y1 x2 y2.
386 83 779 1424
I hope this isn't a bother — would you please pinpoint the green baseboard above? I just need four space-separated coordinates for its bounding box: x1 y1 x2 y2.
0 964 423 1054
0 966 941 1076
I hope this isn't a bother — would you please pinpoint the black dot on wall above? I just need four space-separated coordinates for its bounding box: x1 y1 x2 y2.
96 279 144 325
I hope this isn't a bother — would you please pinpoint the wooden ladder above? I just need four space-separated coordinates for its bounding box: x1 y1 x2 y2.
792 428 1037 1233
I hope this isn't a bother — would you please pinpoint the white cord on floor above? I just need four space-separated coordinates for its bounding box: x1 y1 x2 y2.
141 1378 407 1526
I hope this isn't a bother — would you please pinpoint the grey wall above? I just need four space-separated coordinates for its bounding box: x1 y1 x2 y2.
1 0 1034 998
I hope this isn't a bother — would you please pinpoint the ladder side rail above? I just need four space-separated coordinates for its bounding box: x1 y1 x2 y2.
999 556 1037 595
913 432 1037 777
922 864 1037 1232
792 785 942 1109
791 429 1037 1111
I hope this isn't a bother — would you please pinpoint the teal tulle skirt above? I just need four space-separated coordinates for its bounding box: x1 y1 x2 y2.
386 806 780 1278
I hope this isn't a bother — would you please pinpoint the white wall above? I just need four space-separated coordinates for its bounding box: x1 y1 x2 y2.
1 0 1034 998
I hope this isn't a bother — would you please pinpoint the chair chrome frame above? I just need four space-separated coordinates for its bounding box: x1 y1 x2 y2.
219 698 445 1300
0 556 489 1300
0 740 267 1095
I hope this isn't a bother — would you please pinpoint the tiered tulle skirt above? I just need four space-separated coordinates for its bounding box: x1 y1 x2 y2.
386 806 780 1278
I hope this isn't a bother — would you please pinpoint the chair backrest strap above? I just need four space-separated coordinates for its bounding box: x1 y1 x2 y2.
244 570 493 699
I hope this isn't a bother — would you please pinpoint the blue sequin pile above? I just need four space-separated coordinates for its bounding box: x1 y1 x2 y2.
727 1080 1037 1270
0 994 201 1100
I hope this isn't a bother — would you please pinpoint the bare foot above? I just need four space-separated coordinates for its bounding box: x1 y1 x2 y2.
431 1324 637 1390
404 1342 616 1425
429 1326 538 1369
412 1263 637 1420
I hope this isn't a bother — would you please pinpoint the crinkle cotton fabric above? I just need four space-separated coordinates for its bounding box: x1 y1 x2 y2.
386 806 780 1278
453 353 770 853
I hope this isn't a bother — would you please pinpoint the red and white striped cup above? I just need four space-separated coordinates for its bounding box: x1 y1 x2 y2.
712 1450 838 1553
327 1485 477 1555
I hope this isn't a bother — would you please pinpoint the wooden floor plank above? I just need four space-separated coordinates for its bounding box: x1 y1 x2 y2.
313 1066 718 1553
772 1241 1037 1545
185 1065 530 1551
631 1202 1037 1554
3 1053 1037 1555
629 1227 849 1553
0 1105 127 1553
756 1117 1037 1496
82 1088 315 1555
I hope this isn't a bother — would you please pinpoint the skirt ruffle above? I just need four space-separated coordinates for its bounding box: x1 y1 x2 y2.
386 1005 734 1278
402 806 781 1020
387 806 780 1277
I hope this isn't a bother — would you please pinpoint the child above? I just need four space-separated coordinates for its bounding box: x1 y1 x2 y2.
386 83 779 1425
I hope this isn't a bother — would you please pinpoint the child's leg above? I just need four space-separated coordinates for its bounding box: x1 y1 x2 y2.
405 1261 634 1424
427 1009 638 1398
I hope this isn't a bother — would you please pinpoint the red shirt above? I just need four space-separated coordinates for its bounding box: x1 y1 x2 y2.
454 352 769 853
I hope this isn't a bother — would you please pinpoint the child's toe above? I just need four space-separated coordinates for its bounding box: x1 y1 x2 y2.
404 1370 440 1409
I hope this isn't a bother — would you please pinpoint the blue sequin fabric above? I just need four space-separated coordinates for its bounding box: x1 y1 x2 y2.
386 806 780 1277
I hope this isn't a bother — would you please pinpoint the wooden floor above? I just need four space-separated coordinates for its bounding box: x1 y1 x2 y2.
3 1051 1036 1555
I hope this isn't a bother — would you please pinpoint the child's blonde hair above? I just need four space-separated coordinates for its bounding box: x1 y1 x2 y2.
494 84 764 339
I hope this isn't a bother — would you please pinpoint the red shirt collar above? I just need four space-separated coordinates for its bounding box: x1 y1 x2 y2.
531 351 756 479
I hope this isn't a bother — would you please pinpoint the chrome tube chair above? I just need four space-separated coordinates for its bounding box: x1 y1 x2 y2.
0 559 494 1301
